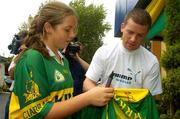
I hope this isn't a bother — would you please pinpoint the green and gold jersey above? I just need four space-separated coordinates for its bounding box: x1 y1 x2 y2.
72 88 159 119
9 49 73 119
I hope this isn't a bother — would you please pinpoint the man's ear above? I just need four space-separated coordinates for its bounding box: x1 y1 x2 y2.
44 22 53 34
120 23 125 32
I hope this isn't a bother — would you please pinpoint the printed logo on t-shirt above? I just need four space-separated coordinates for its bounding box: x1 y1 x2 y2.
113 72 132 84
113 68 141 85
54 70 65 82
127 68 141 82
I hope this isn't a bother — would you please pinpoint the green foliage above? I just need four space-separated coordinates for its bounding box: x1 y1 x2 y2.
18 15 33 33
18 21 29 32
159 68 180 117
161 44 180 70
160 114 171 119
70 0 111 62
161 68 180 103
163 0 180 45
160 110 180 119
37 0 50 14
174 110 180 119
160 0 180 117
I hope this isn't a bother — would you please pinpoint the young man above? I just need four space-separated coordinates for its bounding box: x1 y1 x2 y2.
83 8 162 97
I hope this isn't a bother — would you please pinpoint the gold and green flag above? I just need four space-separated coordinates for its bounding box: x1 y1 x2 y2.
72 88 159 119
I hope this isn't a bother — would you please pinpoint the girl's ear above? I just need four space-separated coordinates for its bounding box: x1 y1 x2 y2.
44 22 53 34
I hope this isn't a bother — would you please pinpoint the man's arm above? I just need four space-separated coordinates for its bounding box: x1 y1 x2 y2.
83 77 97 92
143 63 162 96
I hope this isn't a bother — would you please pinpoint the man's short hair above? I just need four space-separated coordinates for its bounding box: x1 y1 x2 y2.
124 8 152 29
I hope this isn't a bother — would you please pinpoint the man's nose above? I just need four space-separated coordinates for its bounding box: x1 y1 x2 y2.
130 35 137 43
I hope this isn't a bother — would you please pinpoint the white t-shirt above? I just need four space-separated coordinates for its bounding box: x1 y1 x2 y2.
86 38 162 95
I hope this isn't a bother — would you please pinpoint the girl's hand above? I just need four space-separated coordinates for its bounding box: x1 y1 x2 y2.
86 86 114 106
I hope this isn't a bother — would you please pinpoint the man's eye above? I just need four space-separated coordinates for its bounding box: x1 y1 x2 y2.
127 31 133 35
65 29 70 32
138 35 143 38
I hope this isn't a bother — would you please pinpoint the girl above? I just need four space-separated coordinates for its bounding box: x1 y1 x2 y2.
8 1 114 119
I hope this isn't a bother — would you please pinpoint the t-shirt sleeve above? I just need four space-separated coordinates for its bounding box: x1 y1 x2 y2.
10 51 53 119
143 63 163 96
85 46 105 82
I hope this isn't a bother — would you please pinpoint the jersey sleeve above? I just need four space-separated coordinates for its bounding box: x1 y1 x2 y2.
143 63 163 96
85 46 106 82
9 50 53 119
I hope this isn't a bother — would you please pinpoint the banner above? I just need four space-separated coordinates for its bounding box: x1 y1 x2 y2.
144 10 166 41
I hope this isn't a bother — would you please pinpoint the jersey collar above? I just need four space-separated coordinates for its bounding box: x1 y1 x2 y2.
46 46 64 58
46 46 64 65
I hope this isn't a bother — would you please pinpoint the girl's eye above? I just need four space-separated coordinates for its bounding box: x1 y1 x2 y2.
64 28 78 35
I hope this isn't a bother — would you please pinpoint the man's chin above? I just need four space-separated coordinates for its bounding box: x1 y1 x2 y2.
126 45 134 50
126 46 138 51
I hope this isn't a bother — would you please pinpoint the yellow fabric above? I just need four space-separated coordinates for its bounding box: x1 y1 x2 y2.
114 88 149 102
146 0 165 24
113 101 128 119
9 88 73 119
9 92 23 119
146 0 158 12
50 88 73 102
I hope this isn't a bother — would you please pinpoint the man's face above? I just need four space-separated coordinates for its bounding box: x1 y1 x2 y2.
121 18 149 51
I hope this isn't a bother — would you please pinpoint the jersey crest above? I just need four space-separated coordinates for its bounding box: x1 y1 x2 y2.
24 80 41 103
54 70 65 82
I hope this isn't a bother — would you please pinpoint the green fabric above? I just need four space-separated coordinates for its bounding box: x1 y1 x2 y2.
71 91 159 119
70 106 105 119
10 49 74 118
112 92 159 119
145 10 166 41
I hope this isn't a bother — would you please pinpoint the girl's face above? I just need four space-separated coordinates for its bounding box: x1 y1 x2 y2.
46 15 77 50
